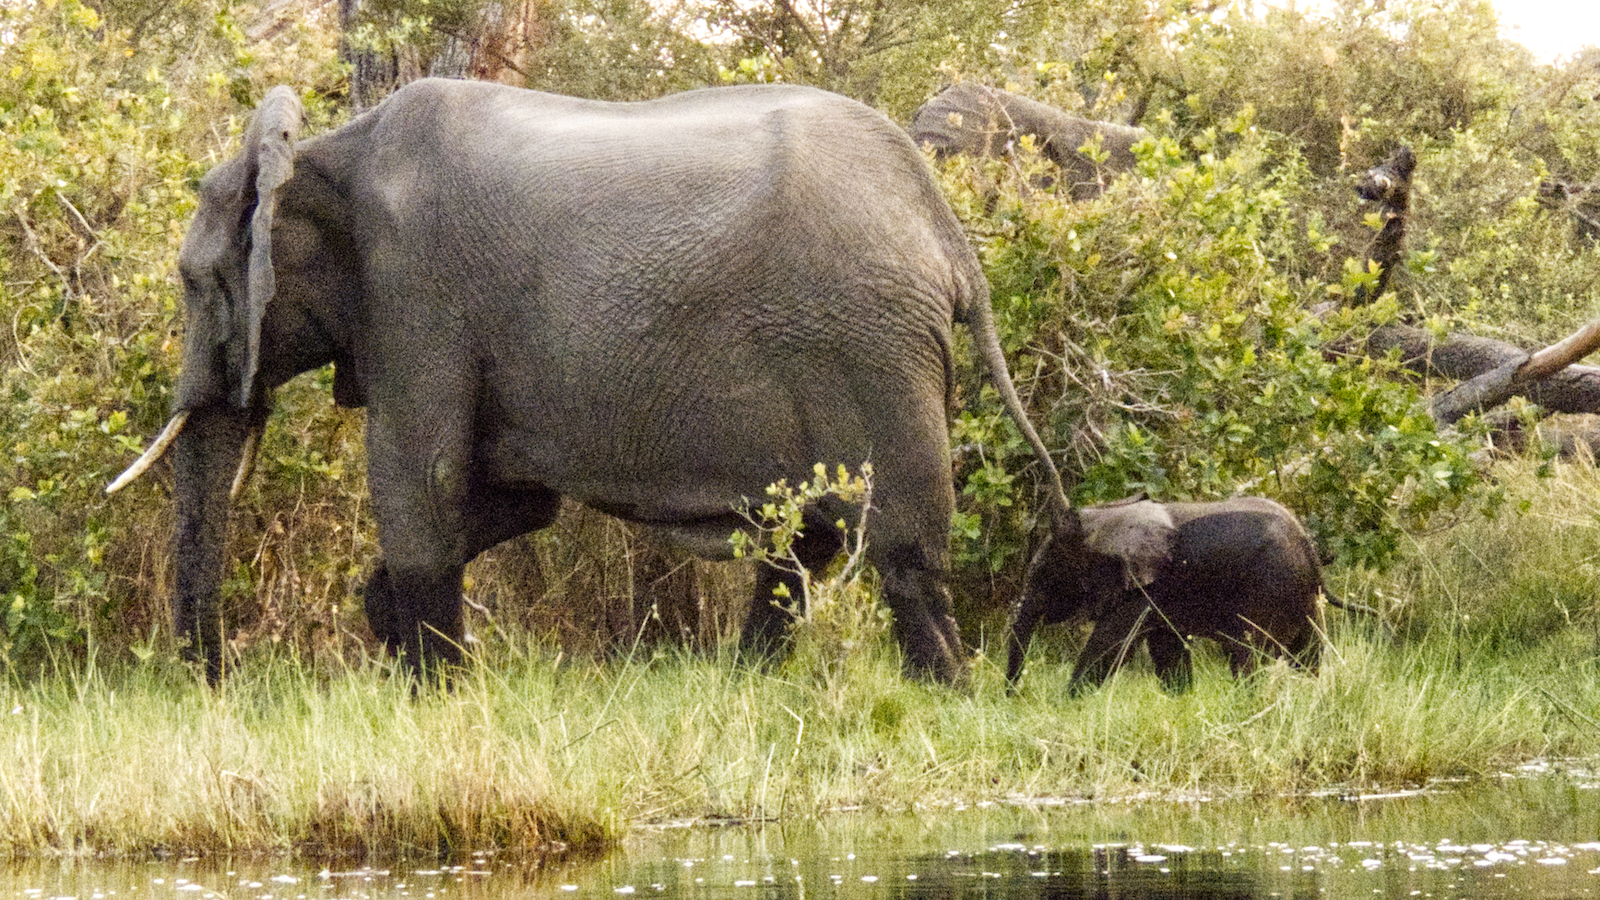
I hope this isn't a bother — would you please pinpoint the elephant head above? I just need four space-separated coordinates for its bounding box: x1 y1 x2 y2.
108 87 356 680
1005 498 1175 683
175 86 301 412
909 83 1148 200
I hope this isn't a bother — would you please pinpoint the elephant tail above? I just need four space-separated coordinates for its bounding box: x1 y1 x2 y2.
959 286 1072 521
1323 587 1382 618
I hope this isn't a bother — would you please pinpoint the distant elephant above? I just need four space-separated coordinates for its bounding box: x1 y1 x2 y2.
108 78 1070 684
1006 497 1331 693
909 83 1148 200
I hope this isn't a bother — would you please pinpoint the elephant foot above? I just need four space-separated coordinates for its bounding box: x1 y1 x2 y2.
178 634 226 686
361 562 401 645
898 617 969 687
1148 630 1194 694
878 552 968 687
362 559 466 681
736 563 805 668
885 598 969 687
1067 655 1116 696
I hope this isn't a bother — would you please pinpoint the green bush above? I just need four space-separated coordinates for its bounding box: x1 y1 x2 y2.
3 0 217 664
0 0 358 669
944 115 1480 579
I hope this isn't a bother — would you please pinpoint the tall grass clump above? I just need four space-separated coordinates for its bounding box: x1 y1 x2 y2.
0 652 612 858
1361 458 1600 658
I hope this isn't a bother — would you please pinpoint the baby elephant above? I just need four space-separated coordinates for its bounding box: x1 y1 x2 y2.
1006 496 1332 693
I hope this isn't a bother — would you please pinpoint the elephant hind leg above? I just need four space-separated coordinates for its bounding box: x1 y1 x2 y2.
737 507 846 664
873 541 967 684
1146 627 1193 693
1284 617 1323 673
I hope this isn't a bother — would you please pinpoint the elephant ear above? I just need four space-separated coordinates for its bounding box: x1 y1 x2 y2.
237 86 303 408
1082 501 1176 592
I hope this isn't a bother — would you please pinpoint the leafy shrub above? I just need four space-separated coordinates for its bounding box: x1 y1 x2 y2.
944 113 1480 585
732 465 884 640
0 0 358 669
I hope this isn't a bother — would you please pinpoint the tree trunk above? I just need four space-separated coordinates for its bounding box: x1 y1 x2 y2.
339 0 398 111
1341 146 1600 456
1351 146 1416 305
1428 318 1600 424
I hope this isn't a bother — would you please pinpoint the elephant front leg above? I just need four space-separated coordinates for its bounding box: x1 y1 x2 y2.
739 563 804 662
364 417 474 677
1005 592 1051 687
1069 602 1152 694
362 480 563 655
364 560 466 672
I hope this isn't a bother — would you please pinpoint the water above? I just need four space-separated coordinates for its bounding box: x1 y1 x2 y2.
7 774 1600 899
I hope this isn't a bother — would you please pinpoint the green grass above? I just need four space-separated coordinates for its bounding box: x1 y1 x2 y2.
2 620 1598 860
4 461 1600 860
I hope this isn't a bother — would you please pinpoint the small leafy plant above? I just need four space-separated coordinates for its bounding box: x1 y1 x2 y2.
731 464 890 667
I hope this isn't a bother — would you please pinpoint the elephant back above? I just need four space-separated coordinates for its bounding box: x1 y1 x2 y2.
1163 498 1324 616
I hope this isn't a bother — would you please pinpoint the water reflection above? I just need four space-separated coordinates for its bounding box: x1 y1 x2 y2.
6 775 1600 900
579 837 1600 899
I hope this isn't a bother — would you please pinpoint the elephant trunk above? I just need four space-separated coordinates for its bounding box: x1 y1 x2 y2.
170 404 260 682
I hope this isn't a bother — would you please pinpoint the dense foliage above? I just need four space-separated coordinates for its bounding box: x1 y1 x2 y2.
4 0 1600 671
944 126 1480 576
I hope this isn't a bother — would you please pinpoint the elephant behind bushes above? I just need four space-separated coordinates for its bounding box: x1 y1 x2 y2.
909 82 1148 200
107 78 1073 685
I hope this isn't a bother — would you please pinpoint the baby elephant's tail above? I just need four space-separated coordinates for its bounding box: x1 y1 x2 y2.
1322 588 1382 618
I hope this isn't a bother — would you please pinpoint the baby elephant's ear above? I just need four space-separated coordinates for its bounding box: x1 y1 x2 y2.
1083 501 1176 591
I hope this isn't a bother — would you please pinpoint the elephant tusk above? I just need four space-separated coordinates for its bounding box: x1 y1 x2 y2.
105 410 190 494
229 421 263 501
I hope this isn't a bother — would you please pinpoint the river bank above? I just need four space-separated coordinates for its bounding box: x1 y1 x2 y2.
5 461 1600 860
2 621 1596 859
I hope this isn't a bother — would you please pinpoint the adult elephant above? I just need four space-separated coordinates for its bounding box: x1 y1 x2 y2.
909 83 1148 200
108 78 1070 684
1005 497 1332 693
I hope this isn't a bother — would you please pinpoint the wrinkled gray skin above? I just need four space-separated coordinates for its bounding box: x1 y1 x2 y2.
1006 497 1327 693
909 83 1148 200
165 78 1069 684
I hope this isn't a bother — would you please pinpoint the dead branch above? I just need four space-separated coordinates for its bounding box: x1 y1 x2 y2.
1351 146 1415 305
